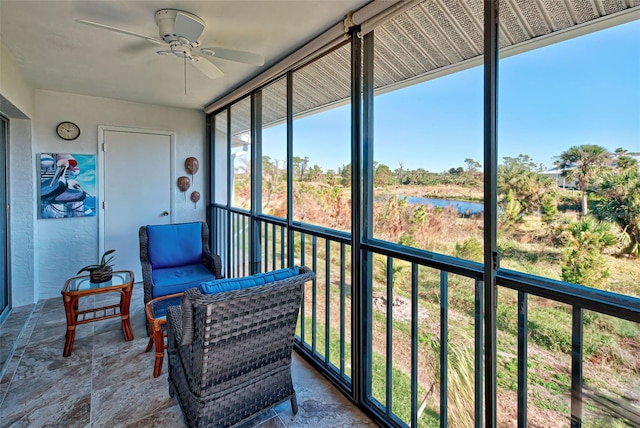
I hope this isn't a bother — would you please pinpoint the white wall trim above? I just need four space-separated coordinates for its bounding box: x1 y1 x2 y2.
97 125 176 257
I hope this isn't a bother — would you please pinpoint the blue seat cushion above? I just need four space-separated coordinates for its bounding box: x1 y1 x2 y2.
152 263 216 298
147 223 202 269
199 266 299 295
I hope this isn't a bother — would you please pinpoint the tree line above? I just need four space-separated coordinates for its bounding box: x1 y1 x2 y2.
259 145 640 267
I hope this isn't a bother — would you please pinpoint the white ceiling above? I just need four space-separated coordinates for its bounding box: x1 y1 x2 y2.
0 0 370 110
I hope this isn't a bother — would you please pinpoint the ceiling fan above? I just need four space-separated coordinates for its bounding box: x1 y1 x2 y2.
77 9 264 80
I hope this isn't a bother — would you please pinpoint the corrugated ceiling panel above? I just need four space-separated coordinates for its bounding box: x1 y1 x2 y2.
441 0 484 52
421 0 479 59
499 0 531 45
230 98 251 136
293 70 323 115
568 0 599 24
539 0 575 31
222 0 638 130
373 40 409 86
215 110 227 134
601 0 627 14
391 19 439 72
462 0 512 48
405 5 464 64
292 44 351 116
376 25 429 77
396 12 449 67
261 77 286 127
513 0 552 37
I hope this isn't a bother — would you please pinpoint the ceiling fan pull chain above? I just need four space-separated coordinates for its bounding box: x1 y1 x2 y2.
184 55 187 95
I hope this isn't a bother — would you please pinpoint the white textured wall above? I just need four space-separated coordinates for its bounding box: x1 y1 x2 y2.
34 90 206 299
1 41 37 307
0 41 35 118
9 120 36 306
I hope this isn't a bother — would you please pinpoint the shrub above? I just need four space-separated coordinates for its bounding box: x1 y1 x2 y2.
500 189 524 229
593 168 640 257
560 218 616 287
541 194 559 225
454 237 483 262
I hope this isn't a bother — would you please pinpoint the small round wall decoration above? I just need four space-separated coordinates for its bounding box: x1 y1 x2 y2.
190 191 200 208
185 157 199 176
177 176 191 191
177 176 190 201
56 121 80 140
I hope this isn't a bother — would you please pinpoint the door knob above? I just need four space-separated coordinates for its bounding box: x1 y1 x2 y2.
161 211 169 216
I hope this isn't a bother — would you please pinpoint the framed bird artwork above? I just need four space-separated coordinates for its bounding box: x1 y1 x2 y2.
39 153 97 219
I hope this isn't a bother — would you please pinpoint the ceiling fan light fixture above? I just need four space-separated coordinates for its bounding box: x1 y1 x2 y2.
155 9 205 44
77 8 263 82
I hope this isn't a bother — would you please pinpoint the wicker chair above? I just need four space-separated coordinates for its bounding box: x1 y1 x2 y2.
166 266 314 428
139 221 222 306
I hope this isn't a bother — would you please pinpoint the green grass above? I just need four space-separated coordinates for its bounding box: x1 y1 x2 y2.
297 315 440 427
279 205 640 426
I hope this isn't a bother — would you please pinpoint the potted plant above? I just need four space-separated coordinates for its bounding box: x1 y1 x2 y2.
77 249 116 283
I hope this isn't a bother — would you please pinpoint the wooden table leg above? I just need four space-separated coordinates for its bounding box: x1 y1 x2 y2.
120 285 134 341
145 318 154 353
62 295 77 357
152 322 164 378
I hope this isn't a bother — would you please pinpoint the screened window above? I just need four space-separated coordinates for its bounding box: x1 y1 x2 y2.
230 98 251 210
213 110 228 206
371 12 484 262
292 44 352 232
260 77 288 218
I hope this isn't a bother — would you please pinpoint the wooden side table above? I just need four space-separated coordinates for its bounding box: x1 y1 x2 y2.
145 292 183 377
61 270 135 357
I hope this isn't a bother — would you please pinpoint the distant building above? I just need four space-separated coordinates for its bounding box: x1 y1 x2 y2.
538 167 579 189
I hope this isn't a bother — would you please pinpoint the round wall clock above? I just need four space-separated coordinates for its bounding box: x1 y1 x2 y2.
56 121 80 140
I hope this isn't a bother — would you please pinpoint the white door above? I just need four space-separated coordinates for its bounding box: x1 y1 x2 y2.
100 128 174 282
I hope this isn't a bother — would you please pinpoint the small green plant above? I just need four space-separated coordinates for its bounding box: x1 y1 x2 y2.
77 249 116 274
500 189 524 229
454 237 483 262
560 218 616 287
541 194 559 225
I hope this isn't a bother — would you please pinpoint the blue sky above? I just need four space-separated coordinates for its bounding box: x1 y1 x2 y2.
263 19 639 173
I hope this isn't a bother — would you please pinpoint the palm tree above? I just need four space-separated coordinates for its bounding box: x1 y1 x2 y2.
559 144 611 215
594 168 640 257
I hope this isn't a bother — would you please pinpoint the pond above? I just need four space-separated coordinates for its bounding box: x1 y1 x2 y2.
404 196 484 215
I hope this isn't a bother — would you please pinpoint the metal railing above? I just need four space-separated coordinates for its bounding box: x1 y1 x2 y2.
211 205 640 427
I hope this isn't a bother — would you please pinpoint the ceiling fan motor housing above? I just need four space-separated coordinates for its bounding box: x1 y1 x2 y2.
155 9 205 44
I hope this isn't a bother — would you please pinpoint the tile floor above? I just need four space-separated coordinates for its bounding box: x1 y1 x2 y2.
0 283 376 427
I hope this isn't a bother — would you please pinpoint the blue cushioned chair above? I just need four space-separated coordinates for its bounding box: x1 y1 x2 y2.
139 221 222 306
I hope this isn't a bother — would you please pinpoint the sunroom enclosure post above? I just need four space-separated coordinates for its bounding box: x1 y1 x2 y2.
206 115 213 248
286 71 294 269
361 29 375 408
350 26 366 406
226 108 233 277
251 91 262 274
484 0 499 427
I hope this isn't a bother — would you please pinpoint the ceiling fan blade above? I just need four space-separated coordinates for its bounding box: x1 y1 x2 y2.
121 41 156 54
199 47 264 66
76 19 165 46
190 55 224 79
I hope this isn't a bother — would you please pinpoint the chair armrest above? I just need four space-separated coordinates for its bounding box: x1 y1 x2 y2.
202 251 223 279
167 305 183 347
139 225 154 305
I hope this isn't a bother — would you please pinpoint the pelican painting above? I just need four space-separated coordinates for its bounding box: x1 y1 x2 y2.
39 153 97 219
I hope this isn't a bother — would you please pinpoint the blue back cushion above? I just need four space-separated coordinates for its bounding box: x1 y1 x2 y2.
199 266 299 294
146 222 202 269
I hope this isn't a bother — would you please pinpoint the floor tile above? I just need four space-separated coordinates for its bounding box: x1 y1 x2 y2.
0 304 34 381
0 283 375 428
